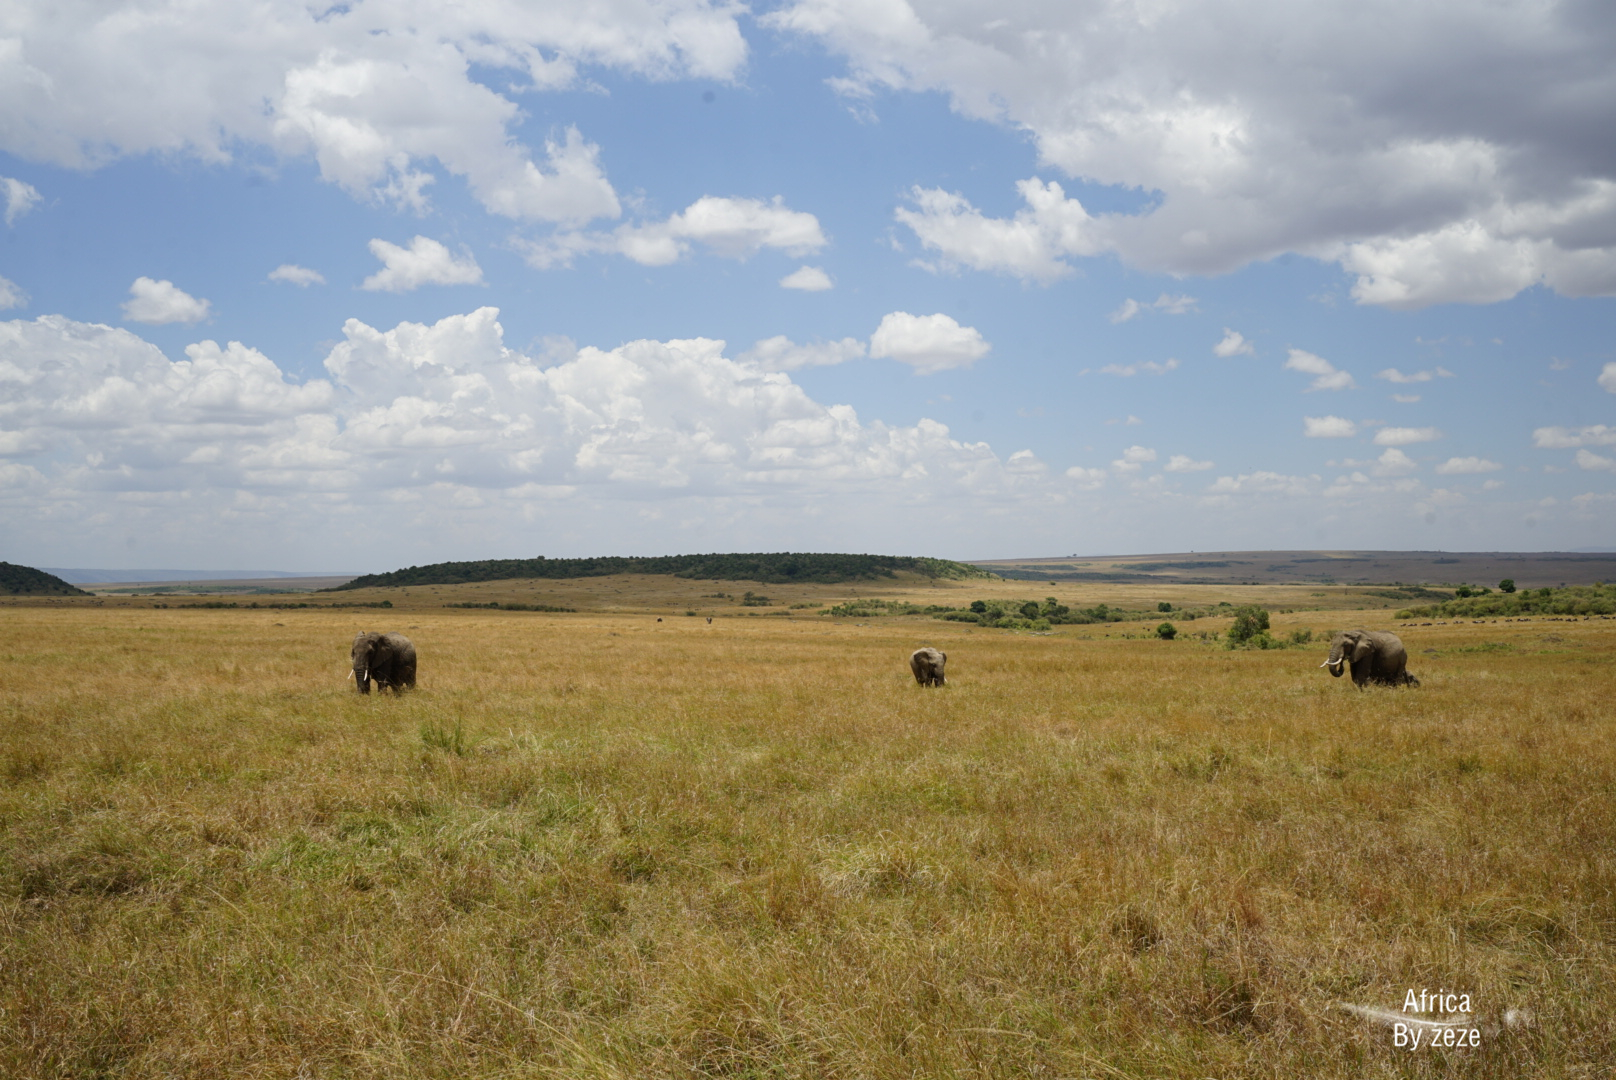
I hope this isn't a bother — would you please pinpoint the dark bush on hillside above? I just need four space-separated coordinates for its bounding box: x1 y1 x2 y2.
332 552 994 590
1398 582 1616 619
1156 621 1177 640
1226 606 1270 644
0 562 89 596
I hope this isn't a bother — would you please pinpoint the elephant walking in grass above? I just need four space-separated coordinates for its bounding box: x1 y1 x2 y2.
351 631 417 694
910 647 947 687
1323 629 1419 688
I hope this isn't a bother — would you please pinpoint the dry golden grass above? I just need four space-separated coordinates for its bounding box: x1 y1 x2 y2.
2 601 1613 1078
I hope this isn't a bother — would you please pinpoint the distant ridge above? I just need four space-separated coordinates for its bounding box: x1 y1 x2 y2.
45 568 356 585
330 553 993 590
971 550 1616 587
1 562 91 596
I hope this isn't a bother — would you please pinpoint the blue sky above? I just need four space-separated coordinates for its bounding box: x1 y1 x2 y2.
1 1 1614 571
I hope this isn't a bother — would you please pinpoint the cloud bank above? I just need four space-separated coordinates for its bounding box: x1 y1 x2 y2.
0 2 749 222
766 0 1616 306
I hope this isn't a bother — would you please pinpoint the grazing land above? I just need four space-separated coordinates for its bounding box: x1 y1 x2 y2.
2 585 1613 1077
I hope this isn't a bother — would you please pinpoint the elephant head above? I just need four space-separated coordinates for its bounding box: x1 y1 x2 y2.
1322 630 1371 678
351 631 388 694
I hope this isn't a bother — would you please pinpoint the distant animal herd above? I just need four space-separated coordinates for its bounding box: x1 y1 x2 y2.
349 624 1421 694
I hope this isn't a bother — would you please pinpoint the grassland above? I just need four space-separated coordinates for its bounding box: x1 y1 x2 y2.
2 587 1613 1077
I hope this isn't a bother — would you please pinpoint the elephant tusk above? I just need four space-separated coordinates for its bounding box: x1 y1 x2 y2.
1320 660 1334 667
346 669 354 680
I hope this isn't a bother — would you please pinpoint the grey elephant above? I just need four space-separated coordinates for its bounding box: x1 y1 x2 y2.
1322 629 1419 688
910 646 947 687
350 631 417 693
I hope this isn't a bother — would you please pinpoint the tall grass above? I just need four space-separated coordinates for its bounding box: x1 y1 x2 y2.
1 607 1611 1077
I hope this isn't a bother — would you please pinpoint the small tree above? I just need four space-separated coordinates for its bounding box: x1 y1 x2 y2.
1227 605 1270 645
1020 601 1041 619
1157 601 1173 613
1499 578 1516 593
1455 585 1473 598
1156 621 1177 640
970 599 988 614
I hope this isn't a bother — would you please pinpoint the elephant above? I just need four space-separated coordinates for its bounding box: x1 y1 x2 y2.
1322 629 1419 688
350 631 417 693
910 646 947 687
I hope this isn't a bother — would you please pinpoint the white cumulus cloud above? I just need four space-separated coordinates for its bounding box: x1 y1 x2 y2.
2 177 41 225
0 307 1075 564
1373 447 1419 476
362 237 483 292
1600 363 1616 394
1109 293 1197 322
1285 349 1356 392
0 276 26 311
1098 358 1178 377
1111 445 1156 473
780 266 833 291
1304 415 1358 438
522 196 826 268
1065 465 1107 488
895 178 1102 282
1205 471 1316 496
1213 329 1254 358
766 1 1616 307
1164 454 1212 472
740 335 865 372
1377 366 1454 384
868 311 989 375
0 5 751 225
1373 426 1442 446
1575 449 1616 472
269 264 325 287
1434 456 1502 475
1532 424 1616 449
121 277 211 324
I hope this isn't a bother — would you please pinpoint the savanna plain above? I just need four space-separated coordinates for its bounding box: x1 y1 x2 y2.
2 581 1613 1078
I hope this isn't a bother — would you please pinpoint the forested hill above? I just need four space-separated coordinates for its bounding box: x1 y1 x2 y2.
0 562 92 596
330 553 993 590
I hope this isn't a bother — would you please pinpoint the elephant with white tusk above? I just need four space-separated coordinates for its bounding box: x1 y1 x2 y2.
351 631 417 694
1323 629 1419 688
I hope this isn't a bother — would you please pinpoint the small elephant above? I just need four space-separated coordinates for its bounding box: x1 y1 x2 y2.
1322 629 1419 688
910 646 947 687
351 631 417 694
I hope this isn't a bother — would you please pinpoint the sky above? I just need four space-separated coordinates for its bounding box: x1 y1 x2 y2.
1 0 1614 572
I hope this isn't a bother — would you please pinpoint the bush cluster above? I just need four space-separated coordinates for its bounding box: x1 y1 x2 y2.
824 599 954 618
1397 582 1616 619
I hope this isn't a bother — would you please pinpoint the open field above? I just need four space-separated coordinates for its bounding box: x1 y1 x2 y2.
3 599 1614 1077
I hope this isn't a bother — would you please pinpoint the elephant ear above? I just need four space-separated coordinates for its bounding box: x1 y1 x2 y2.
1351 633 1373 661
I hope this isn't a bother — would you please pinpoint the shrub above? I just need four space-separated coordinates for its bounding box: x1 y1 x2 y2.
970 600 988 614
1156 621 1177 640
1020 601 1041 619
1226 605 1270 645
1158 601 1173 613
1499 578 1516 593
1288 629 1313 646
